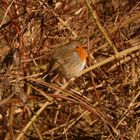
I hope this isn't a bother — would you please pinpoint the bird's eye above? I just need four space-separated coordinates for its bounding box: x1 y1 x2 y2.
76 45 79 49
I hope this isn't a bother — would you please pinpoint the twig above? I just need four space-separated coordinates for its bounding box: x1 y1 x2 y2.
81 42 140 76
85 0 118 54
0 0 15 28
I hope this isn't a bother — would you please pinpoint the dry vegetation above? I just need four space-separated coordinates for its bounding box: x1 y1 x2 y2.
0 0 140 140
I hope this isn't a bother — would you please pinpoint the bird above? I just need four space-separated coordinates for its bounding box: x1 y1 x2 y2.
25 40 87 92
49 40 87 80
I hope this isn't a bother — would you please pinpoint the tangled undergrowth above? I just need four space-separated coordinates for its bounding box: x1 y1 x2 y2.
0 0 140 139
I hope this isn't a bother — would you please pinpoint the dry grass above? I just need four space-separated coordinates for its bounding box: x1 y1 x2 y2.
0 0 140 139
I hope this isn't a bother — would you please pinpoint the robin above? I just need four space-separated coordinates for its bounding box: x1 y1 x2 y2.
25 40 86 92
49 40 87 80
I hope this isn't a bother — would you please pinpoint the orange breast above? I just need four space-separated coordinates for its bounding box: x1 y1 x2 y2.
76 46 86 62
